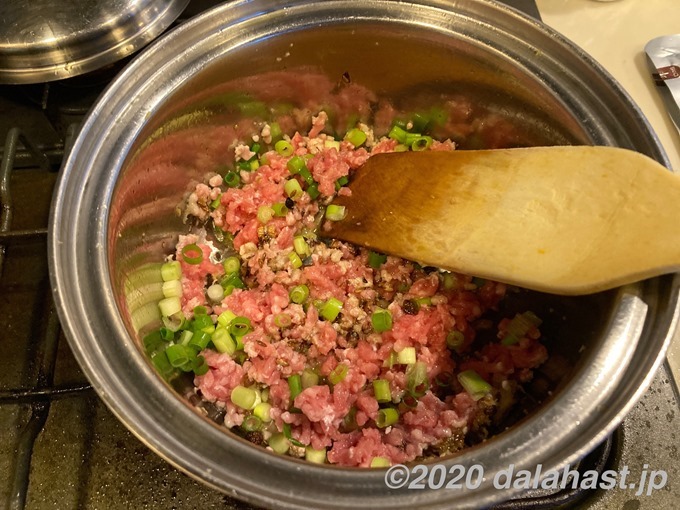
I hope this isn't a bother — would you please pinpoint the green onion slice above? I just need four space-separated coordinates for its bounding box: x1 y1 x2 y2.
344 128 367 147
457 369 492 401
368 251 387 269
231 385 258 410
325 204 346 221
223 256 241 275
289 285 309 304
275 140 294 157
287 155 307 174
376 407 399 428
372 379 391 403
371 308 393 333
242 414 263 432
181 243 203 265
288 374 303 401
284 179 304 200
328 363 349 385
161 260 182 281
228 316 252 337
320 297 342 322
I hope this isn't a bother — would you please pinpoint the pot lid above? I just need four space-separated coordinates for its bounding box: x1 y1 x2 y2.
0 0 190 84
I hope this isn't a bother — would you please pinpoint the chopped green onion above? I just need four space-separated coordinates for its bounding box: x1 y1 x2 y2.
396 346 416 365
178 330 193 346
288 252 303 269
344 128 367 147
446 330 465 351
305 446 327 464
250 142 261 154
158 296 181 317
370 457 391 468
289 285 309 304
382 350 398 369
325 204 346 221
253 402 272 422
188 330 211 351
224 170 240 188
228 316 252 337
217 310 237 328
306 183 320 200
501 311 542 346
388 124 409 144
328 363 349 385
335 175 349 191
192 355 209 376
220 272 246 290
368 251 387 269
210 196 222 209
298 167 314 185
269 122 282 143
159 327 174 342
373 379 391 403
274 313 292 328
191 313 214 333
151 351 175 378
231 385 258 410
406 361 429 397
457 370 492 401
162 312 186 332
181 243 203 265
320 297 343 322
207 283 224 302
288 374 303 401
242 414 263 432
194 305 208 316
275 139 294 156
293 236 311 257
165 344 193 368
257 205 274 224
268 433 289 454
415 297 432 307
287 155 307 174
283 423 305 446
143 330 166 354
441 272 457 290
376 407 399 428
162 279 182 298
410 135 433 151
223 256 241 275
394 143 409 152
301 368 319 389
272 202 289 217
371 309 393 333
211 327 237 354
161 261 182 281
284 179 304 199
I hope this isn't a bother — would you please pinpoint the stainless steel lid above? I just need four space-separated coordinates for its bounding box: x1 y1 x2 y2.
0 0 189 84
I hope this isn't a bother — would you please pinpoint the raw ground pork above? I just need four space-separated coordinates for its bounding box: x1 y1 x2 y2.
166 110 547 467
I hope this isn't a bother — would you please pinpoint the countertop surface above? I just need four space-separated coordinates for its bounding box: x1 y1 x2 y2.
535 0 680 391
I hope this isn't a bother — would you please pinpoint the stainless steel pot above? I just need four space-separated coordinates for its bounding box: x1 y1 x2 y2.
48 1 680 508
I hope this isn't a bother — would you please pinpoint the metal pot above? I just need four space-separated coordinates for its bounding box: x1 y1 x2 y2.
48 1 679 508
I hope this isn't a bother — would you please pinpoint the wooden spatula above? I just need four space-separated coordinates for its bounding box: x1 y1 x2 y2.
323 146 679 295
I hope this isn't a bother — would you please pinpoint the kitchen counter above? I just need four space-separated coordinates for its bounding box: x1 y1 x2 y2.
536 0 680 392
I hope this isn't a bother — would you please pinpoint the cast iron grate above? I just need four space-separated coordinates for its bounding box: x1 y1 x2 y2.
0 127 93 510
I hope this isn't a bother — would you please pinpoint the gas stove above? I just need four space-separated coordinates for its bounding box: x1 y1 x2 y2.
0 2 678 509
